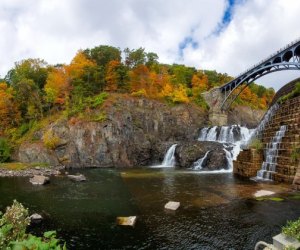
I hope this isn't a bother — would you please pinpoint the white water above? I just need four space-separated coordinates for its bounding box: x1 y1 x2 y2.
151 144 177 168
249 103 279 142
197 125 254 170
193 151 210 170
256 125 287 180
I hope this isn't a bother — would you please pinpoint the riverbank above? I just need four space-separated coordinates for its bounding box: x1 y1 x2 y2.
0 162 65 177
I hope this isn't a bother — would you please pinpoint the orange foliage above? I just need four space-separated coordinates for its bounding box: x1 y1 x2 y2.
67 50 96 80
0 82 20 131
129 65 150 93
44 67 70 105
105 60 120 91
192 73 208 92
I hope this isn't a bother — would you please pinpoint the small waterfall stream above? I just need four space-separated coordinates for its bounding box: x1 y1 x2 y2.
151 144 177 168
161 144 177 167
256 125 287 180
193 151 210 170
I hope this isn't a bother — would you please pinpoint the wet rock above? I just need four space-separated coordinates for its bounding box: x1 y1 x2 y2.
30 213 43 223
29 175 50 185
67 174 86 182
203 150 229 170
116 216 137 226
164 201 180 211
254 190 275 197
176 141 224 168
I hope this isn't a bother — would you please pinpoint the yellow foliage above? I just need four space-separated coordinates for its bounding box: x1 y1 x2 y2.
131 89 147 97
43 130 61 150
67 50 96 79
171 85 189 103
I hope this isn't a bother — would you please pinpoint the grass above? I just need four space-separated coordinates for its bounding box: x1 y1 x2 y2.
0 162 50 171
256 197 284 202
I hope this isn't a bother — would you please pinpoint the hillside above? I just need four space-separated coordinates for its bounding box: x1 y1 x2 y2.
0 45 275 163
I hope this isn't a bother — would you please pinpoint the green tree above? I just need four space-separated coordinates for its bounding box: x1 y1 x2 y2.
84 45 121 67
124 47 147 68
6 58 48 89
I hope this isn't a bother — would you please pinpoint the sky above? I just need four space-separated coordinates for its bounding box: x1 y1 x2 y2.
0 0 300 91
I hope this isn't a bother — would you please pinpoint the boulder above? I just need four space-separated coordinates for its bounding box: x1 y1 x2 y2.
176 141 224 168
30 213 43 223
67 174 86 182
116 216 137 226
202 149 229 170
164 201 180 211
29 175 50 185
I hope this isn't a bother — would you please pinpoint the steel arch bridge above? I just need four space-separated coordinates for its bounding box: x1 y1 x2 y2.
219 38 300 111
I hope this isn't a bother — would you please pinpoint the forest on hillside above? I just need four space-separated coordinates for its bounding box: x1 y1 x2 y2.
0 45 275 141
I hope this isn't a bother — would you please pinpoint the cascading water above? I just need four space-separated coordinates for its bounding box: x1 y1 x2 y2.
193 151 210 170
256 125 287 180
161 144 177 167
248 103 279 143
196 125 254 171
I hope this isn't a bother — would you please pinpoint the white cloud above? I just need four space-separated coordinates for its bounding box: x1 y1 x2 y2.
181 0 300 90
0 0 299 91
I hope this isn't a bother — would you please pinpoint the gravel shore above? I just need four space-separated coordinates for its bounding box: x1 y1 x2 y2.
0 165 66 177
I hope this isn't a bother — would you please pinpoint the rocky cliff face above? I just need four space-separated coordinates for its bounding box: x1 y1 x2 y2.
17 96 207 168
228 106 265 128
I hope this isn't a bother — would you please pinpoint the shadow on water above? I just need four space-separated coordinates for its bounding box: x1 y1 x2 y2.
0 168 299 249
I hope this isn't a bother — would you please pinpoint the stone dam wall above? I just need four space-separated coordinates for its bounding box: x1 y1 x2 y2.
234 95 300 184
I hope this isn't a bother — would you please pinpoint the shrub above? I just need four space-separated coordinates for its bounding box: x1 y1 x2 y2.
291 145 300 164
0 138 11 163
248 138 263 150
131 89 147 97
43 130 61 150
0 200 66 249
90 92 108 108
0 200 30 248
282 217 300 241
90 112 107 122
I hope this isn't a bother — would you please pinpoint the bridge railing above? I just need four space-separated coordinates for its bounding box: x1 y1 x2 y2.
234 37 300 79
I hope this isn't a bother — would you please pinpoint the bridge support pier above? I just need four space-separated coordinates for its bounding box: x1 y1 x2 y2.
209 111 228 126
202 88 228 126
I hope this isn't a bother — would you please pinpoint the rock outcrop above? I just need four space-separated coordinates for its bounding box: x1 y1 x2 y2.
175 141 226 169
17 96 207 168
228 106 265 128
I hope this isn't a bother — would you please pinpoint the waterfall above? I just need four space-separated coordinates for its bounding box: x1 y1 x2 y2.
198 125 253 144
161 144 177 167
197 125 254 170
193 151 210 170
256 125 287 180
248 103 279 143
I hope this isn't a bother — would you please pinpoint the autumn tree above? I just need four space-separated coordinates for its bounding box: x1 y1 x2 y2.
14 79 43 120
0 82 20 133
129 65 150 93
105 60 129 91
44 66 70 107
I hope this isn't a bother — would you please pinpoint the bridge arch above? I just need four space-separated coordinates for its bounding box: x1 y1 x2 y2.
219 38 300 111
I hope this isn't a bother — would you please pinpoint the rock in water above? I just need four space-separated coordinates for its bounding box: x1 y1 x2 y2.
30 213 43 223
254 190 275 197
29 175 50 185
164 201 180 211
116 216 137 226
67 174 86 182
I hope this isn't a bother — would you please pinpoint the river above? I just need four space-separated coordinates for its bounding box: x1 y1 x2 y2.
0 168 299 249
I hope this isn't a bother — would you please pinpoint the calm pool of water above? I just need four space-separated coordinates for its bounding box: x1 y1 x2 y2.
0 168 299 249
